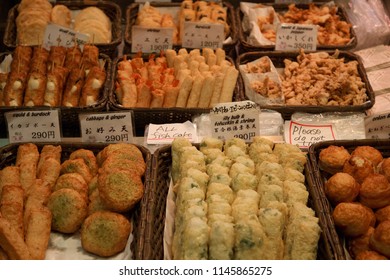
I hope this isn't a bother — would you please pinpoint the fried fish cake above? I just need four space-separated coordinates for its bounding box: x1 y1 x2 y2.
81 211 131 257
60 158 93 184
53 173 88 202
97 143 144 167
87 189 108 216
100 157 145 177
98 169 144 212
47 188 87 234
69 149 98 176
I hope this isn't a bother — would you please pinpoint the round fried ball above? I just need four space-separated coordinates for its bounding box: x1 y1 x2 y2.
369 220 390 258
319 145 351 174
351 146 383 167
332 202 372 237
349 226 375 258
325 172 360 204
359 173 390 209
378 158 390 181
343 155 374 184
47 188 88 233
375 205 390 224
81 211 131 257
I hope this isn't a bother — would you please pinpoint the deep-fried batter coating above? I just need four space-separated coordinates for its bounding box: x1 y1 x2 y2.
37 145 62 177
87 189 108 216
332 202 372 237
319 145 350 174
359 173 390 209
0 166 21 198
0 217 31 260
0 185 24 239
98 169 144 212
47 188 87 234
37 157 61 189
100 157 145 177
60 158 93 184
343 155 374 184
324 172 360 205
16 143 39 193
369 221 390 258
349 226 375 259
378 158 390 181
355 250 388 260
97 143 145 170
53 173 88 202
351 146 383 168
375 205 390 224
81 211 131 257
69 149 98 176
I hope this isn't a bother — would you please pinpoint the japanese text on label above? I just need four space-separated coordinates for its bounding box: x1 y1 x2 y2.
182 22 224 49
275 23 317 51
365 111 390 139
43 23 90 50
131 26 173 53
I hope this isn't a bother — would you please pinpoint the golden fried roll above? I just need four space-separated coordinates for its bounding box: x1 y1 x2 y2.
60 158 93 184
0 185 24 239
359 173 390 209
82 45 100 73
332 202 372 237
0 72 8 106
0 217 31 260
62 67 85 107
98 169 144 212
69 149 98 176
355 250 388 260
379 157 390 181
369 220 390 258
343 155 374 184
3 71 28 106
10 46 33 73
29 47 49 75
44 66 69 106
351 146 383 167
37 157 61 190
47 46 67 70
87 189 108 216
325 172 360 205
16 143 39 193
37 145 62 176
53 173 88 202
79 66 106 106
64 46 82 69
47 188 88 234
0 166 21 198
81 211 131 257
349 226 375 259
319 145 351 174
375 205 390 224
24 71 47 106
24 206 52 260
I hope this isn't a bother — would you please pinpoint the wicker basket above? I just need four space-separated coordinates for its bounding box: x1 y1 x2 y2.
0 51 111 138
308 139 390 260
144 143 338 260
3 1 122 59
124 1 238 58
109 54 241 137
0 141 152 260
237 2 357 54
236 50 374 119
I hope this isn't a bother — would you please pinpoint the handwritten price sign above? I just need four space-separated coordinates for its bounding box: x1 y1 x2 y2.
131 26 173 53
182 22 224 49
43 23 90 50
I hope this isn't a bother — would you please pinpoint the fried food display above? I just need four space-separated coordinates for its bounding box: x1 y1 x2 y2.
319 145 351 174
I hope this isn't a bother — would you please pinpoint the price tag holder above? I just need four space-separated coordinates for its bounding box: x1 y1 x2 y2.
5 109 61 143
43 23 90 51
131 26 173 53
275 23 317 52
364 111 390 139
182 22 224 49
79 112 133 143
146 121 197 145
210 101 260 141
284 121 336 149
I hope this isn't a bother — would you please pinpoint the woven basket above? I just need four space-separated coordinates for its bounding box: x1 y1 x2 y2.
3 1 122 59
0 141 152 260
236 50 374 119
308 139 390 260
0 51 111 138
109 54 241 137
144 143 338 260
124 1 238 58
237 2 357 54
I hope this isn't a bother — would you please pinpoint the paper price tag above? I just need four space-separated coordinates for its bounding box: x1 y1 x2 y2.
284 121 336 149
210 101 260 141
364 111 390 139
147 121 197 145
79 112 133 143
182 22 224 49
5 109 61 143
43 23 90 51
275 23 317 52
131 26 173 53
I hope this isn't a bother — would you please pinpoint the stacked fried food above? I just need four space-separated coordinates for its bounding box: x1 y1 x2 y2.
170 136 320 260
0 45 106 107
319 145 390 260
0 143 146 259
115 48 238 108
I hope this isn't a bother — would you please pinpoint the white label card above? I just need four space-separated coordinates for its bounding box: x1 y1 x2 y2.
147 121 197 145
43 23 90 51
210 101 260 141
364 111 390 139
5 110 61 143
275 23 317 52
79 112 133 143
182 22 224 49
131 26 173 53
284 121 336 149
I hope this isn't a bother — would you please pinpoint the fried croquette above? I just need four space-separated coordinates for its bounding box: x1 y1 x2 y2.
53 173 88 202
97 144 145 173
60 158 93 184
69 149 98 176
81 211 131 257
332 202 372 237
351 146 383 167
100 157 145 177
98 169 144 212
343 155 374 184
47 188 88 234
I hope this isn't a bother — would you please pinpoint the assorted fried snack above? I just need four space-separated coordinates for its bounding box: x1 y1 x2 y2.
0 142 146 259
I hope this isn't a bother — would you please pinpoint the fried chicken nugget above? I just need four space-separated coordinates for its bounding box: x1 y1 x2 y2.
25 206 52 260
98 169 144 212
60 158 93 184
53 173 88 202
0 185 24 239
47 188 87 234
81 211 131 257
69 149 98 176
0 217 32 260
